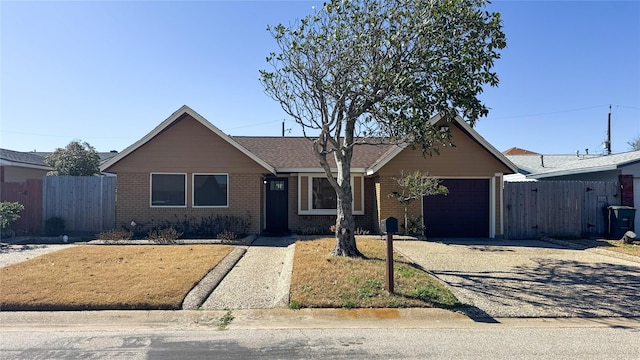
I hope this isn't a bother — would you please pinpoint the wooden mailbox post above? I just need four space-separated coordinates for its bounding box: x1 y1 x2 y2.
380 217 398 293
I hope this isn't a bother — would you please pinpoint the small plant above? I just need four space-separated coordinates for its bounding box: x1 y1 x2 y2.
147 227 182 244
44 216 66 237
217 310 235 330
358 278 383 298
354 227 370 235
0 202 24 238
289 300 303 310
216 230 237 241
97 229 133 241
405 215 425 236
413 285 442 303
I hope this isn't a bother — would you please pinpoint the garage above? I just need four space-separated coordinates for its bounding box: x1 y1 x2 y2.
423 178 490 238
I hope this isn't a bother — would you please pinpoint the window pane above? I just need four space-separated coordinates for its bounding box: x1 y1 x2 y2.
194 174 228 207
312 178 336 209
151 174 185 206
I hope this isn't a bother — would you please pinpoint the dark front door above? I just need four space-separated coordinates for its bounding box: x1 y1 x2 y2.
265 178 288 234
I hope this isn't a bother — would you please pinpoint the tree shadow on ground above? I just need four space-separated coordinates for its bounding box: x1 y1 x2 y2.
434 258 640 318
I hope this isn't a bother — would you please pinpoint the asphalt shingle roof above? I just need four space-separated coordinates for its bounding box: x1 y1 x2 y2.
233 137 396 170
0 148 49 167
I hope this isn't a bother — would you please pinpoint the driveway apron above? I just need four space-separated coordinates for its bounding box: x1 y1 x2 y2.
394 239 640 318
200 236 295 309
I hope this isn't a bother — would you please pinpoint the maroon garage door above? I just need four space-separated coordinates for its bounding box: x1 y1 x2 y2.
423 179 490 238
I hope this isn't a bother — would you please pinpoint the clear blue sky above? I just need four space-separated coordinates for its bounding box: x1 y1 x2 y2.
2 0 639 155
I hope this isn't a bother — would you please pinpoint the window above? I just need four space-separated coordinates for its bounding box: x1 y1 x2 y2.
151 173 186 207
193 174 228 207
298 174 364 215
312 177 337 209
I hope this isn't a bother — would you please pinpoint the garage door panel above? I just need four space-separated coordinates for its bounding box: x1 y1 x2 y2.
423 179 489 238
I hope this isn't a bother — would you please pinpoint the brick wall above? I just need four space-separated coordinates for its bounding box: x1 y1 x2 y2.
115 172 262 234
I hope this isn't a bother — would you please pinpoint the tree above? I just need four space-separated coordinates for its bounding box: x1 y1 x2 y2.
260 0 505 257
45 141 100 176
628 135 640 151
389 171 448 235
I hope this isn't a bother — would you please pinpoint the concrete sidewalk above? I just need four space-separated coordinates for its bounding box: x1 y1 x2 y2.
199 235 296 310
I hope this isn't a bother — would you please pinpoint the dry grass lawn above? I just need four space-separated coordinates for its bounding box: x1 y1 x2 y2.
290 238 459 309
0 245 233 310
564 238 640 257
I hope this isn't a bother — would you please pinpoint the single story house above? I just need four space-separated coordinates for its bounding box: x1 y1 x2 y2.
505 149 640 228
101 106 517 238
0 148 52 183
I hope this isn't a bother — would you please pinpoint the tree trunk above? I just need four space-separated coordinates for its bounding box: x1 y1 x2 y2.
330 150 363 258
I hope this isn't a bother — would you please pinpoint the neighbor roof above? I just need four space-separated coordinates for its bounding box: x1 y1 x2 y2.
0 148 52 170
507 150 640 179
502 147 540 155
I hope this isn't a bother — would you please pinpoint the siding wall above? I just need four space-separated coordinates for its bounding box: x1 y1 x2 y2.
107 115 270 234
375 122 512 237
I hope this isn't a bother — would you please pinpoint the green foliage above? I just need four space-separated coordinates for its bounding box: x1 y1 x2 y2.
44 216 65 236
289 300 303 310
217 310 235 330
45 140 101 176
389 170 448 235
0 202 25 237
261 0 504 253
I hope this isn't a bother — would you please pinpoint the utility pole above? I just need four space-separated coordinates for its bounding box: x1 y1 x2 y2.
606 105 612 155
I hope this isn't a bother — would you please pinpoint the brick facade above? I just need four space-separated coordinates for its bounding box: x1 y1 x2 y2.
115 172 262 234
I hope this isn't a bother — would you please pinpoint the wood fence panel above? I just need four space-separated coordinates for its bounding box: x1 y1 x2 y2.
504 181 620 239
43 176 116 234
0 179 43 235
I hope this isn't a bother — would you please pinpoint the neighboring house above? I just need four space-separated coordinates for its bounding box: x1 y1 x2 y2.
101 105 517 238
0 148 52 183
506 149 640 229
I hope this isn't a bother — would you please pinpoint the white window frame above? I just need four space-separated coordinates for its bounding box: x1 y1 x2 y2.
192 173 229 208
150 173 187 208
298 173 364 215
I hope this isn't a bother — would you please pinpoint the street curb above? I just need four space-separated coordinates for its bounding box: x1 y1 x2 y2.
182 246 248 310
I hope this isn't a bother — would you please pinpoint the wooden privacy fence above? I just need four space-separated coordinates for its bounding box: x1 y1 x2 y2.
43 176 116 235
504 181 620 239
0 179 43 235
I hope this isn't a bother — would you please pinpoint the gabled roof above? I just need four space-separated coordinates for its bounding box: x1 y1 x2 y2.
506 150 640 179
100 105 276 174
100 106 517 176
502 147 539 155
0 148 52 170
365 114 518 175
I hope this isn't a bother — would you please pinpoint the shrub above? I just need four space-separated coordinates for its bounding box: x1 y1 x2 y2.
147 227 182 244
97 229 133 241
44 216 65 237
0 202 25 237
216 230 237 241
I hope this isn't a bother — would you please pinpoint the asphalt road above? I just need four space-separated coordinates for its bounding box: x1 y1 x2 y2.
2 317 640 360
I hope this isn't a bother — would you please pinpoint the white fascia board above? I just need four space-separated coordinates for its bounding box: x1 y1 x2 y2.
0 159 52 171
277 167 367 174
529 165 617 179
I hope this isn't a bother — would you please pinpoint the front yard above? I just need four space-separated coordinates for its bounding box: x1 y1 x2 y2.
0 245 233 310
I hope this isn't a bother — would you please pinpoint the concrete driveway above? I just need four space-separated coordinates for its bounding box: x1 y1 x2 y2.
394 239 640 319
